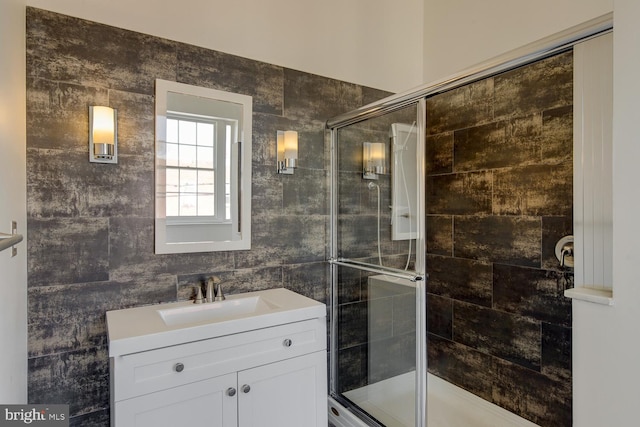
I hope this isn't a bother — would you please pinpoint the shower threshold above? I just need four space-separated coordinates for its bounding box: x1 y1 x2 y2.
332 372 540 427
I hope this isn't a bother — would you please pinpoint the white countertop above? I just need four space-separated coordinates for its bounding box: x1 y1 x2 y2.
106 288 326 357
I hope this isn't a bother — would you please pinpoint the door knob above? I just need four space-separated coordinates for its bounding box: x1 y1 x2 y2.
226 387 237 397
241 384 251 393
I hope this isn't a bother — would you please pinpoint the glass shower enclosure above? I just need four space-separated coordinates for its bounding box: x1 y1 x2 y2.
328 101 427 427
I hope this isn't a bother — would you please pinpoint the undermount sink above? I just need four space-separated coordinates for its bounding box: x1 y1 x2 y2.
157 295 280 326
106 288 326 357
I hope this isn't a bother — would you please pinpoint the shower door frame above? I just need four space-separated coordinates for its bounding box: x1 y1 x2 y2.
327 12 613 427
328 99 428 427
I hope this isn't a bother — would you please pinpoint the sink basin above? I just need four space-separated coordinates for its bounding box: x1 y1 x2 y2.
106 288 326 357
157 296 280 326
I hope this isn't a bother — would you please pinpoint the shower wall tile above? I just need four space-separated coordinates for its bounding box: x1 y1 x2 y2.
426 254 492 307
426 171 492 215
27 148 154 219
368 332 416 383
283 168 328 215
541 323 572 382
27 8 177 96
426 78 495 135
453 114 542 172
542 105 573 164
338 301 368 349
283 261 329 304
427 334 494 402
427 294 453 339
426 215 453 256
426 48 573 426
426 132 453 175
27 217 109 287
492 356 571 426
337 344 368 393
69 410 110 427
28 346 110 416
337 265 362 304
493 264 572 327
177 43 284 116
454 216 541 267
494 51 573 120
108 90 155 158
26 78 109 150
283 68 364 122
492 162 573 216
28 276 176 357
453 301 541 371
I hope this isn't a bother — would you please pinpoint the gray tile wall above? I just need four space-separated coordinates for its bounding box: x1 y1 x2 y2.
426 52 574 427
25 7 389 425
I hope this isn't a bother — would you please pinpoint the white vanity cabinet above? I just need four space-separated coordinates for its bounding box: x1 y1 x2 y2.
107 289 327 427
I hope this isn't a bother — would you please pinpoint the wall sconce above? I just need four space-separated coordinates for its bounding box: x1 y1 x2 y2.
277 130 298 174
89 105 118 164
363 142 385 179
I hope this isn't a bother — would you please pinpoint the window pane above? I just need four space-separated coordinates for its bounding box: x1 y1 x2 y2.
166 193 179 217
179 194 197 216
166 168 179 193
197 122 214 147
180 169 197 193
198 170 214 194
167 119 178 143
179 144 197 168
225 194 231 220
166 143 179 167
198 195 215 216
179 120 197 145
197 146 214 169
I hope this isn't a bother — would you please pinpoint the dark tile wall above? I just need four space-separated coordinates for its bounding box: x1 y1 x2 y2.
426 52 574 426
25 8 389 425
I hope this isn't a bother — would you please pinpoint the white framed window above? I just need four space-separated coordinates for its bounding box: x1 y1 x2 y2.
165 112 234 225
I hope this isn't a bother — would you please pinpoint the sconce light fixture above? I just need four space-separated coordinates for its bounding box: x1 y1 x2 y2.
89 105 118 164
363 142 385 179
277 130 298 174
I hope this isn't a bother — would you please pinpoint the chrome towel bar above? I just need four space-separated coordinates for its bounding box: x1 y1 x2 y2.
0 221 23 256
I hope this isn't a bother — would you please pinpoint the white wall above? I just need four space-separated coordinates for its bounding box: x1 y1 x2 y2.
25 0 424 93
423 0 613 82
423 0 640 425
0 0 28 404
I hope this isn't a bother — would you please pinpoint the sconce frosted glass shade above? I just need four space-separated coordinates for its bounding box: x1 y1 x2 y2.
90 105 118 164
277 130 298 174
363 141 385 179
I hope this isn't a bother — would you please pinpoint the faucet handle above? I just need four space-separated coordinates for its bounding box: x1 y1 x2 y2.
214 281 226 301
193 285 204 304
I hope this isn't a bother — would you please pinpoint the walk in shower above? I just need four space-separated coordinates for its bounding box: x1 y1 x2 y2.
327 14 612 427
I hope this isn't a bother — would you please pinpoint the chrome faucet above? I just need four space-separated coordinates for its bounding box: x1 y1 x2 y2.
193 285 205 304
206 278 215 303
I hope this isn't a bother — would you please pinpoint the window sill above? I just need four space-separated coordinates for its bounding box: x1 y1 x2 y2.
564 287 614 306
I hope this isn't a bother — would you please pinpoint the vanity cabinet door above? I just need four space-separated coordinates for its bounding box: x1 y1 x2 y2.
237 351 327 427
113 373 237 427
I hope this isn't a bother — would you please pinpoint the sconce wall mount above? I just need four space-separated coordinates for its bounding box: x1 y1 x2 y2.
89 105 118 164
363 141 385 179
277 130 298 174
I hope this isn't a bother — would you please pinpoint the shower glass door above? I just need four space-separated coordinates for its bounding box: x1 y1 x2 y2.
329 101 426 427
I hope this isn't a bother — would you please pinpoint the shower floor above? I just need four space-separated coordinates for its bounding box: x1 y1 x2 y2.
341 372 539 427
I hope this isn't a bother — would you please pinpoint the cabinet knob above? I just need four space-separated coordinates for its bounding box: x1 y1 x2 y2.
241 384 251 394
226 387 237 397
283 338 292 347
174 363 185 373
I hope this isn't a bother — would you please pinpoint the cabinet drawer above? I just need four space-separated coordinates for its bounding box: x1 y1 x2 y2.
111 317 326 402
